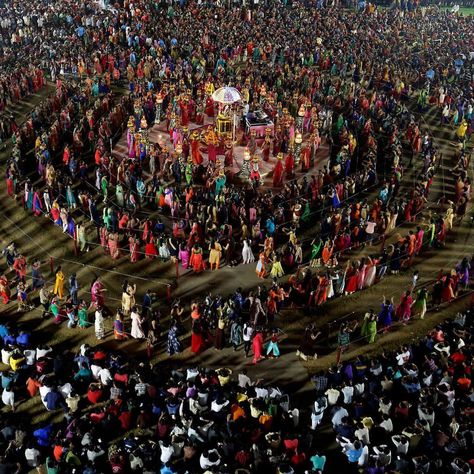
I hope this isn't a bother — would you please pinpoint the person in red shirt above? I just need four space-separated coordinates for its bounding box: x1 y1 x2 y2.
118 409 132 431
26 375 41 398
456 375 471 392
450 350 466 366
87 383 104 404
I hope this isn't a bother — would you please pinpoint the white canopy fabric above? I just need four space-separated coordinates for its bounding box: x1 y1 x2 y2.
212 86 242 104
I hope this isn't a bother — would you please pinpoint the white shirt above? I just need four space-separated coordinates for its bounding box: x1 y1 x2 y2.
159 442 174 463
25 447 40 467
24 349 36 365
325 388 340 405
98 368 112 385
238 373 252 388
243 324 253 341
59 383 72 398
342 386 354 404
199 449 220 469
366 221 376 234
396 351 410 366
39 385 52 408
354 382 365 396
379 418 393 433
187 426 204 442
355 426 370 444
79 344 89 356
331 406 348 427
392 436 409 454
211 400 229 412
186 368 199 381
36 347 52 359
255 387 269 399
87 448 105 462
1 389 15 407
91 364 102 380
379 400 392 415
1 349 12 365
370 364 383 376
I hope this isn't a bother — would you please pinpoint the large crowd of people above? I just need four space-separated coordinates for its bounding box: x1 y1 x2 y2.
314 305 473 473
0 270 472 473
2 0 472 276
1 333 312 473
0 0 473 472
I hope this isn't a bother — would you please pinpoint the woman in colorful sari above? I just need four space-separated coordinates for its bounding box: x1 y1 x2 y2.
456 257 470 290
178 242 190 269
94 308 105 340
77 302 88 329
90 278 106 309
208 240 222 270
310 237 323 267
395 290 413 325
145 236 158 259
100 226 108 252
266 329 280 358
378 297 394 333
269 254 284 279
189 244 205 273
252 329 265 365
411 287 428 320
128 235 139 263
255 252 266 279
361 309 377 344
108 232 120 259
77 223 88 253
0 275 11 305
53 267 65 299
191 320 205 354
366 314 378 344
167 320 182 355
321 240 334 266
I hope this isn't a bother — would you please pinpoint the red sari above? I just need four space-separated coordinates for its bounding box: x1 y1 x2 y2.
207 143 217 163
301 147 311 171
395 294 413 321
345 269 359 294
252 332 264 364
191 330 205 354
262 141 271 162
285 153 294 175
6 177 14 197
205 97 214 117
189 248 205 273
191 139 203 165
273 159 284 187
145 239 158 258
441 277 455 302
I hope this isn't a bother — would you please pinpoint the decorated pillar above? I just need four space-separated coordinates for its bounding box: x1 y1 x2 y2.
294 131 302 166
155 91 163 124
237 147 251 179
250 156 261 186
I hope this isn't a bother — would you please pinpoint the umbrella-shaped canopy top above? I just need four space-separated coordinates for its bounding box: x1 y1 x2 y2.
212 86 242 104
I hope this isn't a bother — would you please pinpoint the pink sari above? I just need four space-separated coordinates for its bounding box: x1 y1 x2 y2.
100 227 108 250
108 234 120 259
179 247 190 269
91 281 104 308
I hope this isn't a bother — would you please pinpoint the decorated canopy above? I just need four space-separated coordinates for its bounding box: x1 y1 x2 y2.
212 86 242 105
